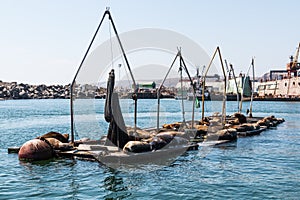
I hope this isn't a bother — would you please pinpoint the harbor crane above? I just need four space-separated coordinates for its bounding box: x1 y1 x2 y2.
287 42 300 77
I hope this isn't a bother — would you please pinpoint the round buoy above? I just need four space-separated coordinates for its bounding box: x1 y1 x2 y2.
18 139 53 161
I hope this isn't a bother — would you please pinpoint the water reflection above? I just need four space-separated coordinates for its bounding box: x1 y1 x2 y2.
102 169 131 200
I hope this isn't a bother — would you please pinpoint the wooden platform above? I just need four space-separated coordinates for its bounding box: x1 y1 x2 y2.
8 147 20 154
237 126 267 137
8 143 199 163
7 115 285 165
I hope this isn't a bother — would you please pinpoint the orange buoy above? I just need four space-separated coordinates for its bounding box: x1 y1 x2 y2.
18 139 53 161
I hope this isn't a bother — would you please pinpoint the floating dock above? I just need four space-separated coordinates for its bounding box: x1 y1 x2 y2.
8 114 284 165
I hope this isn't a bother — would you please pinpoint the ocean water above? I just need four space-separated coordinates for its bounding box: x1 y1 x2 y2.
0 99 299 199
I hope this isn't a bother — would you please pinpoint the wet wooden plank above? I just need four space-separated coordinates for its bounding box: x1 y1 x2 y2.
8 147 20 154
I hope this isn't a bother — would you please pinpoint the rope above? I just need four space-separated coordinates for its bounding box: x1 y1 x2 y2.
117 45 132 91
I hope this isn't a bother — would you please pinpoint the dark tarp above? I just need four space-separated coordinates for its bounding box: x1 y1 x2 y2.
105 69 129 148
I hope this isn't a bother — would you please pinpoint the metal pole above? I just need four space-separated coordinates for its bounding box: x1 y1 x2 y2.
230 64 240 111
216 47 227 126
202 48 218 121
239 60 252 113
201 47 226 125
156 52 179 133
70 9 109 144
180 56 196 129
156 91 161 133
108 11 138 133
180 65 186 125
249 57 255 117
191 88 195 129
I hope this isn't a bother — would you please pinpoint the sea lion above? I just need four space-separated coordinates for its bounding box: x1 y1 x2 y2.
127 127 152 141
44 138 62 149
232 112 247 124
149 137 167 150
233 123 255 132
37 131 69 143
228 118 240 125
195 125 208 137
123 141 151 153
257 118 271 128
156 132 175 143
199 117 210 126
162 122 181 130
216 128 237 141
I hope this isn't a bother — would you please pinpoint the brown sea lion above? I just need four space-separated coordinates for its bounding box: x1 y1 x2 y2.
123 141 151 153
228 118 240 125
149 137 167 150
162 122 181 130
127 127 152 141
44 138 62 149
257 118 271 127
199 117 210 125
216 128 237 141
156 132 176 143
233 123 254 132
37 131 69 143
232 112 247 124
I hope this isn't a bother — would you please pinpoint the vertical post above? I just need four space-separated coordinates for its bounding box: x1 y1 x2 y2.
249 57 255 118
217 47 227 126
201 79 205 121
70 86 74 144
191 90 195 129
134 96 137 132
156 90 161 133
230 64 240 111
179 65 186 125
239 76 244 113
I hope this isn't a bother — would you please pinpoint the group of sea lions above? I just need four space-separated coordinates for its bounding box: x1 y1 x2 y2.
160 112 285 142
256 115 285 128
123 128 189 153
229 114 285 133
36 131 70 149
18 113 285 160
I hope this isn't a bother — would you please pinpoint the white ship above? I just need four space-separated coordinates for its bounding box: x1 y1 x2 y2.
256 43 300 99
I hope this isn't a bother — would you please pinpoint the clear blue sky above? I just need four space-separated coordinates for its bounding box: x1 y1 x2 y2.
0 0 299 84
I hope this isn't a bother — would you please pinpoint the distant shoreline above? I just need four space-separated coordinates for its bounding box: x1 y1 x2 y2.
0 80 71 100
0 80 108 100
2 80 300 102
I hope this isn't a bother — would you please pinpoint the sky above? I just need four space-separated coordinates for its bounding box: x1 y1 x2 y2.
0 0 299 85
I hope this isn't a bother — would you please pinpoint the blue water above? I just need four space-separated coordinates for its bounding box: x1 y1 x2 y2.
0 99 300 199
